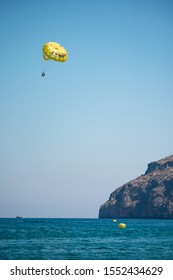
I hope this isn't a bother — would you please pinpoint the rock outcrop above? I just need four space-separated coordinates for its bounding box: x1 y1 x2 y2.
99 155 173 219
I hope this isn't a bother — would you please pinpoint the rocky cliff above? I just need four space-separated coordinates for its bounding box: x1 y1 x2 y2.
99 155 173 219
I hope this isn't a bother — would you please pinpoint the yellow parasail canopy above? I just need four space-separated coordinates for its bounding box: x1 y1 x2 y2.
42 42 68 63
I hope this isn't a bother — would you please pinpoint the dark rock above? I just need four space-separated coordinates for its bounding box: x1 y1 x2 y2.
99 155 173 219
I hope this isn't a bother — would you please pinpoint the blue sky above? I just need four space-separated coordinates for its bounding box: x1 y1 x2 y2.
0 0 173 218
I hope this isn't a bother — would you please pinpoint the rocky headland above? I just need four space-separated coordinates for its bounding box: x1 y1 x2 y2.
99 155 173 219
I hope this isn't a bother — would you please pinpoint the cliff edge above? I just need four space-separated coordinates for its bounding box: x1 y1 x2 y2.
99 155 173 219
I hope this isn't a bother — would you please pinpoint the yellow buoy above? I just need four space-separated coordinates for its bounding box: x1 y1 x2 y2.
112 219 117 222
118 223 126 228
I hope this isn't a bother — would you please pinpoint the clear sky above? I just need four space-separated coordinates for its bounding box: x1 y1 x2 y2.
0 0 173 218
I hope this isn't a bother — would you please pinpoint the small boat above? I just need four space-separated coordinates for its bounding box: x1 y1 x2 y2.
16 216 22 219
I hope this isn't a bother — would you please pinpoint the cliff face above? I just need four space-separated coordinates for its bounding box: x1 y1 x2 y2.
99 155 173 219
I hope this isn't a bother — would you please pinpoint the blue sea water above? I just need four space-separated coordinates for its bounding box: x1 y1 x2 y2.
0 218 172 260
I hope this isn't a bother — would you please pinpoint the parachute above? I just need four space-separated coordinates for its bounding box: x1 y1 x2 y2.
42 42 68 63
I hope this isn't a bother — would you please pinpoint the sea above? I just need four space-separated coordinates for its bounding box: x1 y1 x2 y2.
0 218 172 260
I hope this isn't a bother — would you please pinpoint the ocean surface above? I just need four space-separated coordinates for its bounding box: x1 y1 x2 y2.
0 218 172 260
